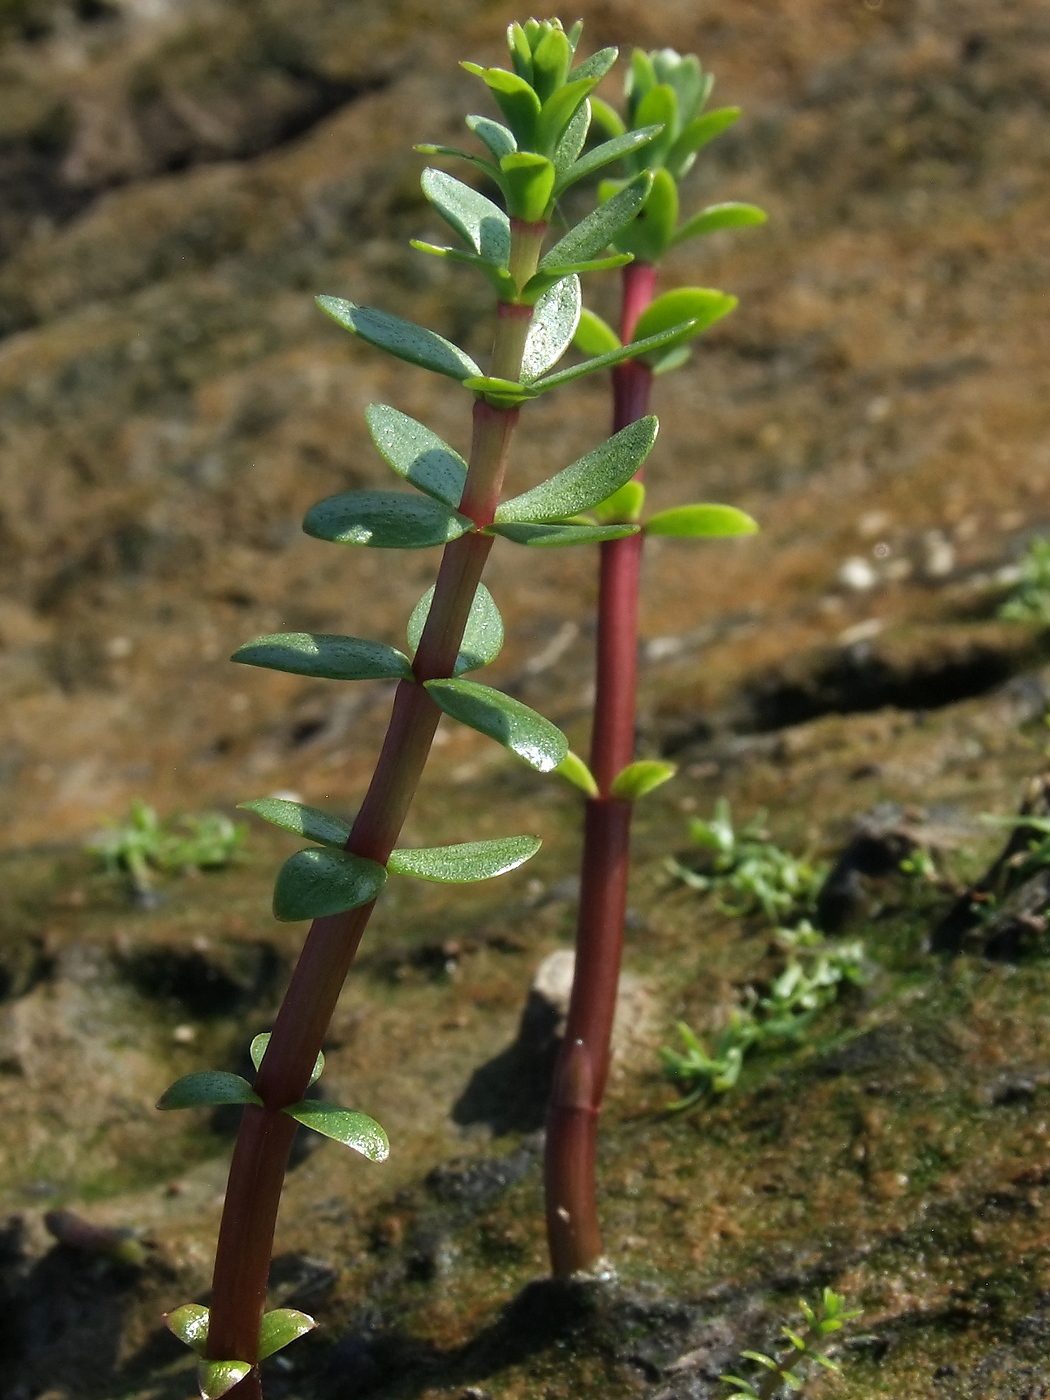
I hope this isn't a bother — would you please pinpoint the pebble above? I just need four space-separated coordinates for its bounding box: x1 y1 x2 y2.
838 556 878 591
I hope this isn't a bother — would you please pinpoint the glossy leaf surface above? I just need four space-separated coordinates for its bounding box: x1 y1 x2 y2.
407 581 504 673
198 1360 253 1400
232 633 412 681
365 403 467 508
610 760 677 801
250 1032 324 1086
496 416 657 522
316 298 480 381
257 1309 316 1361
158 1071 260 1111
540 174 652 269
489 521 638 546
520 275 581 381
273 848 387 922
388 834 541 882
420 168 511 263
166 1303 210 1356
283 1100 389 1161
672 201 767 245
304 490 472 550
645 504 758 537
424 678 568 772
239 798 351 849
555 750 599 796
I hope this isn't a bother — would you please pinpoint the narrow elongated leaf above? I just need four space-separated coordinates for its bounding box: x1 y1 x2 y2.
283 1100 389 1161
365 404 467 508
666 106 741 175
424 678 568 772
531 25 572 100
489 521 639 546
651 345 692 376
421 168 511 263
556 124 664 192
198 1361 253 1400
573 308 620 356
258 1310 316 1362
593 480 646 523
632 288 737 355
413 144 500 180
645 504 758 537
521 276 581 381
540 174 652 269
553 99 590 171
166 1303 210 1356
407 582 504 673
522 254 631 305
158 1072 260 1111
465 65 541 148
466 113 516 159
409 241 518 300
496 416 657 523
556 750 598 796
672 201 767 245
304 490 472 550
232 633 412 681
590 95 625 137
529 319 700 392
316 298 480 382
239 798 351 849
635 84 678 167
388 834 541 882
273 848 387 922
536 75 598 154
462 375 540 408
610 760 677 801
570 45 618 83
250 1032 324 1086
611 167 679 261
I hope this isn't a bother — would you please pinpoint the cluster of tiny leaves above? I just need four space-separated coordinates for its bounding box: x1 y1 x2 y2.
721 1289 862 1398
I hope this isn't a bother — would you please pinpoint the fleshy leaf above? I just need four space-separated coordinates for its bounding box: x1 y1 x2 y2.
232 633 412 681
556 125 664 193
496 416 657 523
407 582 504 674
239 798 351 849
610 760 677 801
499 151 556 221
282 1100 389 1161
529 320 700 392
553 99 591 171
466 113 516 159
645 504 758 538
257 1309 317 1362
273 848 387 922
593 480 646 523
198 1360 253 1400
540 174 653 269
611 167 679 261
672 201 767 245
157 1072 261 1111
420 169 511 263
465 64 541 148
556 750 599 796
250 1032 324 1087
651 345 692 376
489 521 639 546
665 106 742 177
166 1303 210 1356
632 288 738 355
304 490 472 550
409 241 518 299
521 276 581 382
569 44 618 84
414 143 500 180
589 95 626 138
521 256 630 304
536 75 599 155
316 298 480 382
462 376 540 408
365 404 467 508
388 834 541 882
633 83 678 168
424 678 568 772
573 308 621 357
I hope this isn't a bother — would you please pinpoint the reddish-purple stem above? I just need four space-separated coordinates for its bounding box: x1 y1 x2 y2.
545 261 657 1277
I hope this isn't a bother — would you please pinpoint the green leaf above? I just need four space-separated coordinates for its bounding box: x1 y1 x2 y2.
413 143 501 181
612 167 678 261
407 581 504 673
573 308 621 357
198 1361 253 1400
589 95 625 137
556 750 598 796
540 174 653 269
571 44 618 83
366 403 467 508
466 113 516 159
462 376 540 408
633 83 678 168
304 490 472 550
520 256 630 304
489 521 639 547
232 633 412 681
499 151 556 221
496 416 657 522
239 798 351 849
273 848 387 922
632 288 737 358
556 124 664 193
465 65 541 149
610 760 677 800
529 320 699 392
672 201 767 245
665 106 741 177
316 298 480 382
645 504 758 537
409 241 518 300
166 1303 210 1355
257 1309 316 1361
420 169 512 264
157 1071 261 1111
388 834 541 882
282 1100 389 1161
536 75 599 155
249 1032 324 1086
531 25 573 101
593 479 645 523
424 678 568 772
521 275 581 381
651 345 692 376
553 99 591 171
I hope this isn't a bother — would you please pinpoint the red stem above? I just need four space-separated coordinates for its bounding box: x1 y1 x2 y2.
545 262 656 1277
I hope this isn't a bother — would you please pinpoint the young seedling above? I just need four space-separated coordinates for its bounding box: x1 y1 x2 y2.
543 46 765 1279
155 20 704 1398
88 798 245 905
998 535 1050 623
722 1288 862 1399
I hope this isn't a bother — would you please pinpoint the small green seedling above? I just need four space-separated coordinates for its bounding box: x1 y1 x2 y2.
88 799 245 904
998 536 1050 624
722 1288 862 1399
